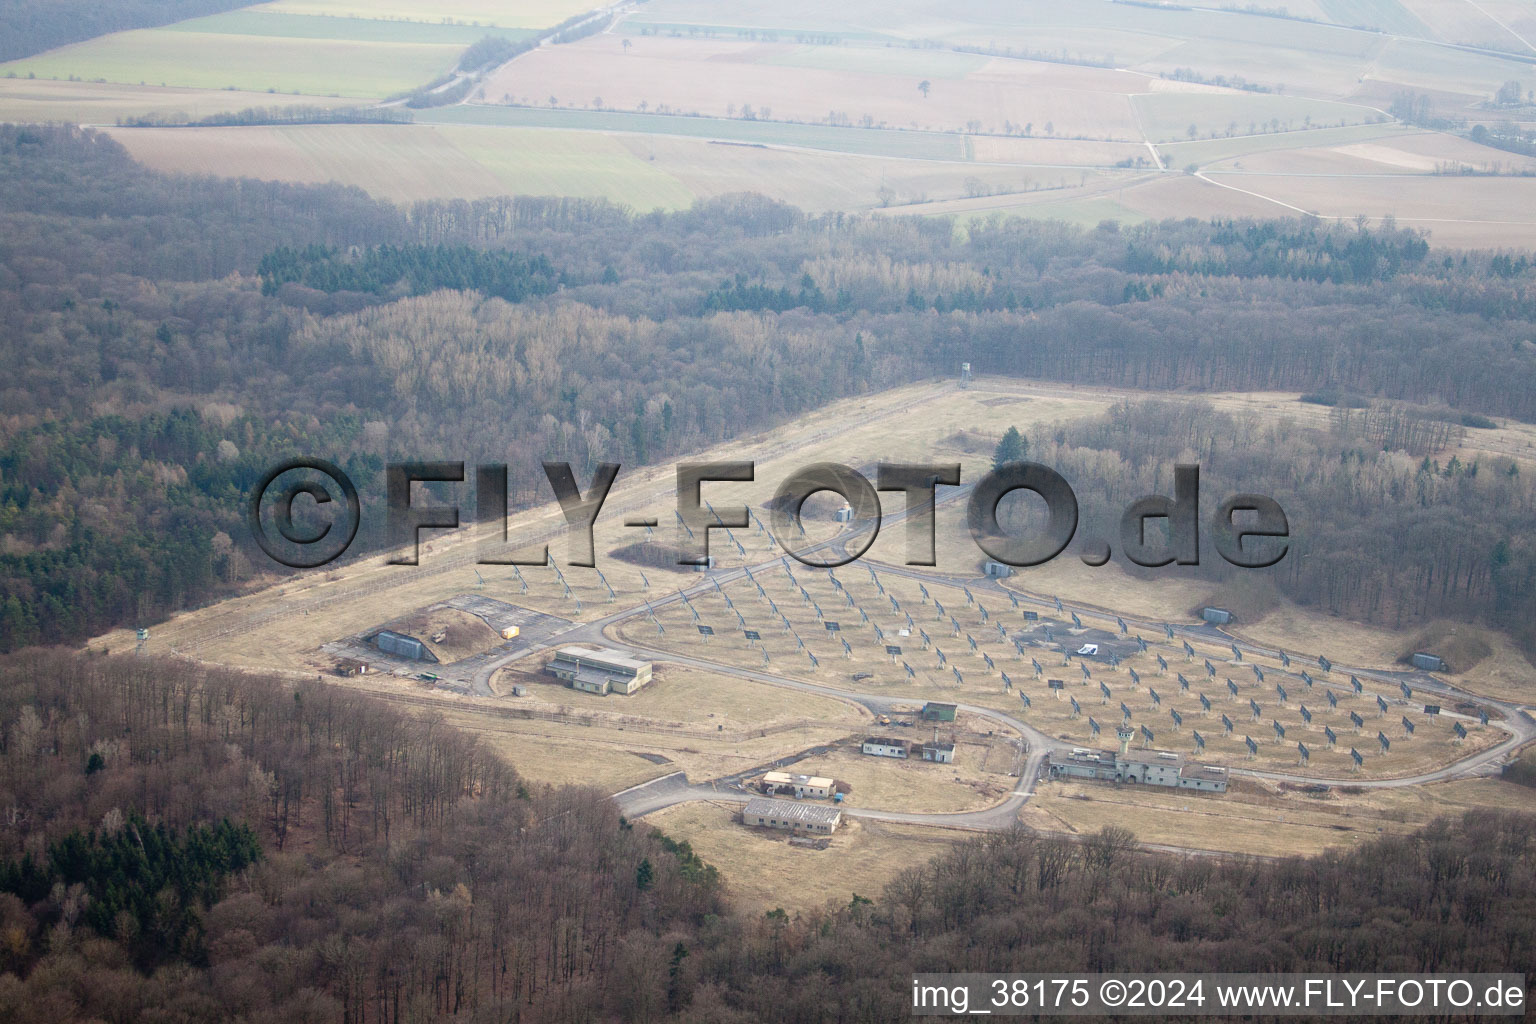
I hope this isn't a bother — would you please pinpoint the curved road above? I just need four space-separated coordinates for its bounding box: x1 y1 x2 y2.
453 472 1533 835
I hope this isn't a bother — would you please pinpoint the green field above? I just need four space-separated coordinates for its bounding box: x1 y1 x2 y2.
952 193 1153 230
1316 0 1432 37
0 29 461 97
416 104 972 160
163 10 535 44
436 125 697 208
253 0 599 29
1157 120 1412 166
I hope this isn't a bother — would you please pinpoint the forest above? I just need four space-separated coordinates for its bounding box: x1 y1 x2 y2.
1000 398 1536 655
0 651 1529 1023
1 124 1535 658
0 0 247 62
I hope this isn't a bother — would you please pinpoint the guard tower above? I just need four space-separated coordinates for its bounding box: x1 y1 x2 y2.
960 361 973 389
1116 725 1134 756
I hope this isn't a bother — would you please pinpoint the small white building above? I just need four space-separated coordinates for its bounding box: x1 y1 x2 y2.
861 736 909 758
919 742 955 764
761 771 835 799
742 797 842 834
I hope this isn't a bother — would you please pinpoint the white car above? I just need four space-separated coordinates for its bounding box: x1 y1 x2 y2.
1076 643 1099 656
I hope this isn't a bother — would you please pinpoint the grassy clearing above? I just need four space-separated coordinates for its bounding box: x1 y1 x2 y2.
1024 774 1535 858
436 125 697 209
0 30 458 97
785 743 1017 813
444 705 857 789
497 662 866 734
643 801 960 913
914 187 1156 227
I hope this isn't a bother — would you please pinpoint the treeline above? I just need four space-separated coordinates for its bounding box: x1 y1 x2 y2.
117 105 413 129
683 810 1536 1021
457 33 533 74
257 243 562 302
1004 399 1536 653
0 0 246 62
1124 219 1430 284
2 124 1535 653
0 653 1530 1021
0 651 723 1021
548 9 614 46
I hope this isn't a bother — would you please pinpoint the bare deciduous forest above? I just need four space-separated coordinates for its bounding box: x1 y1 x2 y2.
3 125 1533 658
0 652 1530 1022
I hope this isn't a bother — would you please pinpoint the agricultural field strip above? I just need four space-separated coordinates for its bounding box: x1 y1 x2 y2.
422 106 1222 173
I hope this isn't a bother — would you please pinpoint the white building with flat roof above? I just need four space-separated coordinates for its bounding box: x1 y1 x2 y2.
761 772 836 799
861 736 909 758
547 646 653 695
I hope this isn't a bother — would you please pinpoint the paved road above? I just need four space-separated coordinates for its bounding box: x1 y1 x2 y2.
606 640 1051 829
443 473 1535 831
383 433 1533 837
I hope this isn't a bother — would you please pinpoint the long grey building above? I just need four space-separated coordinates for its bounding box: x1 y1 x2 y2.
546 645 653 695
1048 748 1228 792
742 797 842 834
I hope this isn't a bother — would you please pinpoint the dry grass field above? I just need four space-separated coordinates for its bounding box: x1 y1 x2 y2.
643 800 963 913
0 29 462 98
1024 774 1536 857
496 662 867 736
253 0 598 29
779 739 1019 814
1201 170 1536 232
0 79 365 124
